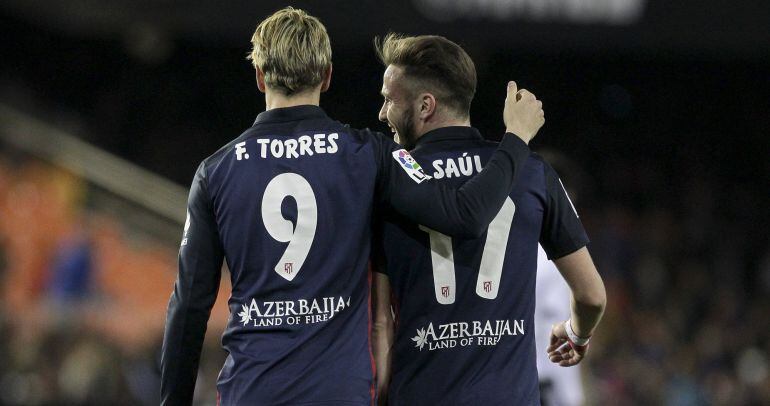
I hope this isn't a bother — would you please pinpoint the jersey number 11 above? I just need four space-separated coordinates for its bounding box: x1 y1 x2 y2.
419 198 515 304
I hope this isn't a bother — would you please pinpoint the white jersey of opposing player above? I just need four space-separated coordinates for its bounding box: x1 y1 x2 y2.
535 244 585 406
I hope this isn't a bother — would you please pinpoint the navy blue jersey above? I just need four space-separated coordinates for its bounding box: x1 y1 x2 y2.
160 106 533 405
375 127 589 406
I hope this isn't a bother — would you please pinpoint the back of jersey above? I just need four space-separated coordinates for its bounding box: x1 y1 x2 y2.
378 127 588 406
206 106 378 405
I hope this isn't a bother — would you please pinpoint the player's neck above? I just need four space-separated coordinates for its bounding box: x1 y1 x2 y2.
417 116 471 138
265 89 321 110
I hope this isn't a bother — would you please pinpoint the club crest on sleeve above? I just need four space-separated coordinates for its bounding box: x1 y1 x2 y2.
392 149 431 184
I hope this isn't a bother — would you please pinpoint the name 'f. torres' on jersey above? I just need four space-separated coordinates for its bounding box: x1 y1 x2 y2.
160 106 533 406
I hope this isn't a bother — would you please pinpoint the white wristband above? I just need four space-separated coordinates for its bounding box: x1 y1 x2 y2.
564 319 590 346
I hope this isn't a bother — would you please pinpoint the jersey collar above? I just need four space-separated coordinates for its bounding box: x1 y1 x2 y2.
253 105 329 125
413 126 485 150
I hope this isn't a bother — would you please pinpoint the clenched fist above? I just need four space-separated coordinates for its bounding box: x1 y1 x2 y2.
503 81 545 144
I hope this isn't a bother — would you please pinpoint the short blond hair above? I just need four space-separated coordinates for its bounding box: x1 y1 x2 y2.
248 7 332 95
375 33 476 118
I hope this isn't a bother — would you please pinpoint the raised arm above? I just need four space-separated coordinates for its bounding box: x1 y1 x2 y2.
161 162 225 405
376 82 544 238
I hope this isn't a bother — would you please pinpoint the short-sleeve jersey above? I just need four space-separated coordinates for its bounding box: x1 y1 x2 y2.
375 126 589 406
160 107 533 406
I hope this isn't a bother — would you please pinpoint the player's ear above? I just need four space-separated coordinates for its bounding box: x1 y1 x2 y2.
419 93 437 120
256 67 266 93
320 64 333 93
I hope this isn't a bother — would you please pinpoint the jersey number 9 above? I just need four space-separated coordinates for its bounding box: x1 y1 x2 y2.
262 173 317 281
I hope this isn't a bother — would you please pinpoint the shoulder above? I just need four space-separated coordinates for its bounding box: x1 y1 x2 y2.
200 120 393 171
341 125 397 161
199 131 251 175
300 117 392 150
341 123 391 146
528 151 549 167
529 153 562 185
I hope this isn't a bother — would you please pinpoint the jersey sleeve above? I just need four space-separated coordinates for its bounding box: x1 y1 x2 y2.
373 132 531 239
161 162 224 406
539 163 590 260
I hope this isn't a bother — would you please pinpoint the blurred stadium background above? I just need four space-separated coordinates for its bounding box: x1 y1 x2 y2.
1 1 769 404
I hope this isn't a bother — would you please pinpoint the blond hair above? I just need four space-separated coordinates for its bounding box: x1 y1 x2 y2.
375 33 476 118
248 7 332 95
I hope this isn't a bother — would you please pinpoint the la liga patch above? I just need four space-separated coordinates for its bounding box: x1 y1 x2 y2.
392 149 431 184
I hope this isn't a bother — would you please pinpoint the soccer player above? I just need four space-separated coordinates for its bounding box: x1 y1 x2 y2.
160 8 544 406
371 34 607 405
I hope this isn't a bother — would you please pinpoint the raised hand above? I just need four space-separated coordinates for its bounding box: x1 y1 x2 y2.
503 81 545 144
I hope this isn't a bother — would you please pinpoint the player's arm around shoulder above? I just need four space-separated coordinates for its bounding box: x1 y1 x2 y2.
548 247 606 367
371 82 544 239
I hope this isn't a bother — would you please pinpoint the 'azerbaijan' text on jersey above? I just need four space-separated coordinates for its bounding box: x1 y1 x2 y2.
375 126 589 406
161 107 532 405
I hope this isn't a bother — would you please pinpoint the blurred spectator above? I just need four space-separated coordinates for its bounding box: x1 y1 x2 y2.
47 220 94 305
0 151 228 405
